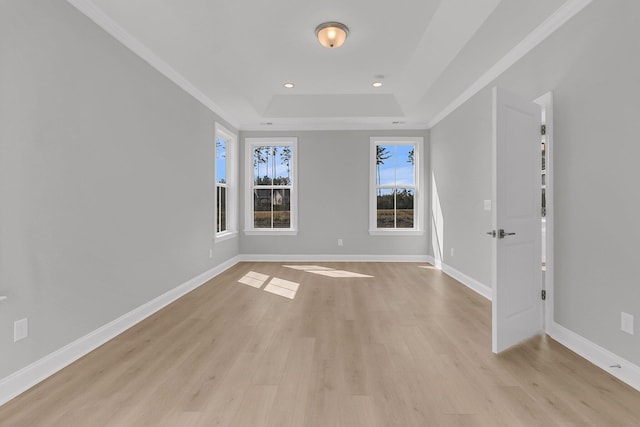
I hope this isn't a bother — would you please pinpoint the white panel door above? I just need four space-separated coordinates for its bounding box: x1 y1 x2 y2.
491 86 543 354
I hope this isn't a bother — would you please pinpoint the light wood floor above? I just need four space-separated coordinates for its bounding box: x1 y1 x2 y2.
1 262 639 426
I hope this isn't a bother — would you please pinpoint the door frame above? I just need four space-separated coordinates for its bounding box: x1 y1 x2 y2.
534 92 554 331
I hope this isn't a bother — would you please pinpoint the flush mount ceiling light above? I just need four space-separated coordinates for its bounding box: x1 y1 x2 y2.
283 83 295 89
315 22 349 48
372 81 383 88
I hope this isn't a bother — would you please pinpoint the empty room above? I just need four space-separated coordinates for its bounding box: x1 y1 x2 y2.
1 0 639 425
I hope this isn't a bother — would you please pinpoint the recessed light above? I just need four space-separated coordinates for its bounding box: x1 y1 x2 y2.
284 83 295 89
372 81 383 88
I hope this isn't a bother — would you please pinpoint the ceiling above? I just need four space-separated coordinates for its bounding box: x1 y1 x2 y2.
83 0 572 130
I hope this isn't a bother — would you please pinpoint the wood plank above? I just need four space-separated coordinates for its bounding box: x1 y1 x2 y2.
0 262 639 426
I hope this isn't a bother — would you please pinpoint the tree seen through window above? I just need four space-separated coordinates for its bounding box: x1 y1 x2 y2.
375 144 416 229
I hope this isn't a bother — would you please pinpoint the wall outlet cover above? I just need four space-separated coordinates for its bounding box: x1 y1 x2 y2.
621 312 634 335
484 200 492 211
14 318 29 342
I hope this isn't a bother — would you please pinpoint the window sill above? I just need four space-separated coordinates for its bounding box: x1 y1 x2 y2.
368 229 424 236
244 229 298 236
215 231 238 243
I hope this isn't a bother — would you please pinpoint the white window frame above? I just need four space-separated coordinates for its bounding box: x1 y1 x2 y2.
244 137 298 235
214 123 238 242
369 136 424 236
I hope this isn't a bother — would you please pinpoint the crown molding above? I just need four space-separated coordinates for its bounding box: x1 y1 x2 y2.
66 0 239 130
427 0 593 128
66 0 592 133
238 121 430 132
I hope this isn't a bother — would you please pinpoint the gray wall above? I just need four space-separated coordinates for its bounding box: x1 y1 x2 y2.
239 130 430 257
430 93 492 283
0 0 238 378
430 0 640 365
4 0 638 392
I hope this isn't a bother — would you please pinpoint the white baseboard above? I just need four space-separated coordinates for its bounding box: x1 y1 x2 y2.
7 252 636 410
426 257 492 301
547 322 640 392
425 255 437 267
425 258 640 392
239 254 431 263
425 259 640 392
0 256 241 407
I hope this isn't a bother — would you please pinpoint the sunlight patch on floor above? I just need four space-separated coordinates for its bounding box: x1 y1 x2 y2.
283 265 373 278
238 271 269 288
237 272 301 299
263 277 300 300
309 270 373 278
417 265 437 270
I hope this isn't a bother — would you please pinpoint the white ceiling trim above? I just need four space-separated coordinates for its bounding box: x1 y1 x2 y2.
66 0 240 130
240 121 430 132
427 0 593 129
398 0 501 108
66 0 591 134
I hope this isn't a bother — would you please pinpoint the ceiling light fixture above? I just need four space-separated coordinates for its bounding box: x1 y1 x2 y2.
315 22 349 48
283 83 295 89
372 81 383 88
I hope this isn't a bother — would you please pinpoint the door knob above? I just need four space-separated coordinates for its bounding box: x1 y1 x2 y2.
486 230 496 238
498 229 516 239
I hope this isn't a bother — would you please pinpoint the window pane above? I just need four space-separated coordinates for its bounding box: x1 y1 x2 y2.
273 189 290 228
376 145 395 186
217 186 227 232
254 189 272 228
277 146 293 185
396 145 415 186
248 139 296 232
396 188 414 228
216 137 227 184
377 188 395 228
265 147 276 181
254 147 271 185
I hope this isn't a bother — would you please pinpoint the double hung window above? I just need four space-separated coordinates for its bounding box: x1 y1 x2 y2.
370 137 423 235
245 138 297 234
215 124 237 240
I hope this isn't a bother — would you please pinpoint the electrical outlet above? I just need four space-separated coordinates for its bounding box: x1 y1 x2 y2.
209 248 213 259
451 248 455 257
621 312 634 335
337 238 343 247
484 200 492 211
14 318 28 342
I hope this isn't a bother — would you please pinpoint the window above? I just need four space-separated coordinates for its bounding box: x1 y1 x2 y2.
369 137 423 235
245 137 297 235
214 123 237 241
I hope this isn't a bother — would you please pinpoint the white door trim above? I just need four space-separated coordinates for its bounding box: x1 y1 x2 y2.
534 92 554 331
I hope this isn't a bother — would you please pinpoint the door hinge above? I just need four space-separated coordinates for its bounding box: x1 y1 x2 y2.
541 124 547 135
541 290 546 301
